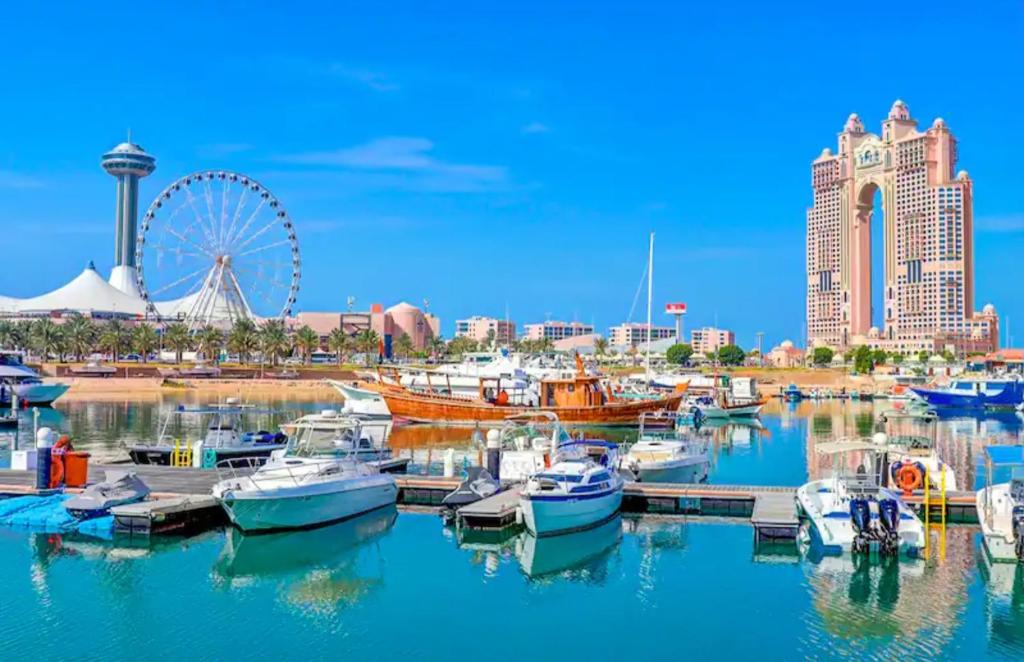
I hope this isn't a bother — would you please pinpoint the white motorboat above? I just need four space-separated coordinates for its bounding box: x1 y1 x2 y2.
491 412 588 482
519 457 624 537
388 352 539 405
797 440 925 557
977 445 1024 563
212 416 397 532
621 416 709 483
127 398 287 466
280 408 392 461
882 434 957 491
685 394 726 419
0 351 69 406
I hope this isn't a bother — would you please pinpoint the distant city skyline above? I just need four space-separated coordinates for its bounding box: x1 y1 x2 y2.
1 3 1021 349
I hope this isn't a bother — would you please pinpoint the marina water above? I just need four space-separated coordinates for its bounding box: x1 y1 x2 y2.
1 399 1023 660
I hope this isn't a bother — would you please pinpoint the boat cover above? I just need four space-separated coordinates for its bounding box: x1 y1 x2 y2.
64 470 150 517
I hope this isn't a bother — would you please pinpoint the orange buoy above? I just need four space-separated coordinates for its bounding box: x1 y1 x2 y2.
894 461 923 496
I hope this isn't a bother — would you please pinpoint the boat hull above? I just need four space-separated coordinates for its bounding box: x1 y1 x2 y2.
912 381 1024 409
0 382 69 406
636 459 708 484
977 486 1023 563
368 385 685 426
217 474 398 532
520 488 623 537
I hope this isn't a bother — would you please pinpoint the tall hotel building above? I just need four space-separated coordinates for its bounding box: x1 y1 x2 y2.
806 100 998 356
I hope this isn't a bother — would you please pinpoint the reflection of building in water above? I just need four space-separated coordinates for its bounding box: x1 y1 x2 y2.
806 527 971 655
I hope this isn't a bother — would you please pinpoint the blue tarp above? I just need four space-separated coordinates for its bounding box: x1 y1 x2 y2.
984 445 1024 466
0 494 115 538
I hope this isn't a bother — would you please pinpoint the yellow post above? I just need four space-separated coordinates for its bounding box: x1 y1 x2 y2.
924 466 930 560
940 464 947 560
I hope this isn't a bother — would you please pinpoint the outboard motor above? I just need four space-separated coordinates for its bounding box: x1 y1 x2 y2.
877 498 901 556
849 498 872 554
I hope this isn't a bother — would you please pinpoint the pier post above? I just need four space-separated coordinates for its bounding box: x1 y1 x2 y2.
34 427 55 490
486 429 500 479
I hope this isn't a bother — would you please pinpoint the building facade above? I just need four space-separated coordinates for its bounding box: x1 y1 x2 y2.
290 301 439 355
690 327 735 355
523 320 594 341
608 323 676 347
455 316 516 345
806 100 998 356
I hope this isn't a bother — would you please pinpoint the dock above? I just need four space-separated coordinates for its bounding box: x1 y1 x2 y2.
456 487 522 529
750 492 800 543
112 495 224 536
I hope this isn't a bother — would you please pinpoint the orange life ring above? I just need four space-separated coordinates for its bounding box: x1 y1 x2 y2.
894 462 923 495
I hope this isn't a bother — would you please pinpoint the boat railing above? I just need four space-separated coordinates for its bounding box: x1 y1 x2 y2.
215 455 373 492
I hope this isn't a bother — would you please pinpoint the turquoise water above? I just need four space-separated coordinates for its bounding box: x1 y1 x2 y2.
1 400 1024 660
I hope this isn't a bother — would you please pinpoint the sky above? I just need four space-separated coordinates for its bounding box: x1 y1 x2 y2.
0 1 1022 349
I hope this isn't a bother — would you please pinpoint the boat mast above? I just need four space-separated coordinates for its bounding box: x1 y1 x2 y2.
645 232 654 384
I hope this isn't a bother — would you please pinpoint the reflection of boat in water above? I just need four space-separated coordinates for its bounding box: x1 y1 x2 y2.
977 545 1024 653
516 516 621 578
215 506 397 579
977 445 1024 563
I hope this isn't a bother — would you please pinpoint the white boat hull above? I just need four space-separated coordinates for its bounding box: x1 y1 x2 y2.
3 382 69 406
635 458 708 484
977 485 1022 563
217 474 398 532
520 488 623 537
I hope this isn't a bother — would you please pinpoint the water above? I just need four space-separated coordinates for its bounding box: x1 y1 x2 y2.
1 399 1024 660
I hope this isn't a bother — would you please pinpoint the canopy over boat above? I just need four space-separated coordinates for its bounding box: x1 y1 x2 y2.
815 440 883 455
983 445 1024 466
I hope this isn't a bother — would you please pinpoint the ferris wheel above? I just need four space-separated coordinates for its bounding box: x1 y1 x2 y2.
135 171 300 328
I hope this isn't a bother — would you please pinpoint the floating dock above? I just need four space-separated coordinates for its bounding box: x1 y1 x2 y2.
112 495 224 536
456 487 522 530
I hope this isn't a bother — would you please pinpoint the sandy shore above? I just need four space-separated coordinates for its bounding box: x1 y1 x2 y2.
56 377 341 402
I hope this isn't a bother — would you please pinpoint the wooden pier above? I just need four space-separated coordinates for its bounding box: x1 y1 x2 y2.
456 487 522 530
112 495 224 536
750 493 800 543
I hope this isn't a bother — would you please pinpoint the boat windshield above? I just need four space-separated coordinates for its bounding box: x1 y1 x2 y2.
0 353 24 367
500 422 571 450
287 422 374 458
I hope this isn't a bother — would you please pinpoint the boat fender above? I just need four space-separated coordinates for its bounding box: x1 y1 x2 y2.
894 461 923 495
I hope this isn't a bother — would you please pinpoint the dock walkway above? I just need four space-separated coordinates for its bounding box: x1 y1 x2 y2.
750 492 800 543
456 487 521 529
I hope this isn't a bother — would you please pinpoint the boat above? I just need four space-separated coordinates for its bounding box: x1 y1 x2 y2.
493 412 590 482
440 466 500 522
878 401 937 423
0 351 69 406
519 456 624 537
211 416 398 532
327 379 397 431
977 445 1024 563
619 411 709 483
796 440 925 556
279 408 393 461
684 394 726 419
882 434 957 491
911 377 1024 410
126 398 287 466
685 392 763 419
0 411 17 428
361 355 685 426
158 361 222 379
782 383 804 402
389 351 538 404
64 470 150 517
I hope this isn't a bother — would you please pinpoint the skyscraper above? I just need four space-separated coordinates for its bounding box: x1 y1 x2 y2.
101 137 156 297
806 100 998 356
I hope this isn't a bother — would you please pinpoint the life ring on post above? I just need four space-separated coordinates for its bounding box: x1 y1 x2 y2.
894 461 923 496
49 435 73 488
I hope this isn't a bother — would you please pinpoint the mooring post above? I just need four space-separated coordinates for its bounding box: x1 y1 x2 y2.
486 428 500 480
34 427 55 490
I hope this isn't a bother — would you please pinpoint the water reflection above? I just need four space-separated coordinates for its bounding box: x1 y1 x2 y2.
977 547 1024 655
516 517 622 581
213 506 397 613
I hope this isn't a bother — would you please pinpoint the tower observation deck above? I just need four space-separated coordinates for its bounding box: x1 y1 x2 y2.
101 138 156 296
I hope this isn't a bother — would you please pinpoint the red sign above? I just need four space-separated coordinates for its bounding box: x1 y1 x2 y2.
664 303 687 314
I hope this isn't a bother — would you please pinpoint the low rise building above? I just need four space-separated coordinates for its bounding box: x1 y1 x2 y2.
767 340 806 368
691 326 736 356
608 323 676 347
290 301 439 355
455 316 516 345
523 320 594 341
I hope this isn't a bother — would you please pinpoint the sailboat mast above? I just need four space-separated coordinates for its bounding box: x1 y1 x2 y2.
645 232 654 383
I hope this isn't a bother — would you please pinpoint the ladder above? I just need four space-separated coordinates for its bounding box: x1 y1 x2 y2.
170 439 193 468
922 466 947 561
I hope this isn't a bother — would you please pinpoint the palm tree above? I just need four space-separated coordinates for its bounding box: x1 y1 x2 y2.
227 319 259 365
0 320 15 350
293 325 320 365
132 323 159 363
31 319 64 360
98 319 131 362
163 323 192 364
429 335 446 359
484 328 496 351
393 333 414 361
13 320 33 353
593 337 609 357
195 325 225 363
63 315 97 361
326 328 352 366
258 319 290 367
355 328 380 366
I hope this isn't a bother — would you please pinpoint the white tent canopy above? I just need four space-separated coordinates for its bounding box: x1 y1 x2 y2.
0 262 148 317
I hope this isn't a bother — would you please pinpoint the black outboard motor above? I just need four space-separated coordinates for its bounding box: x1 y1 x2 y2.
877 498 901 556
850 498 872 554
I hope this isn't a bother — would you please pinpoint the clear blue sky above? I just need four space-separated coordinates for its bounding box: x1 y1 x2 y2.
1 2 1021 348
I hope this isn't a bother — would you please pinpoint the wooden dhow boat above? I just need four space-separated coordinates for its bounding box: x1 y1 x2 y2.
363 357 686 426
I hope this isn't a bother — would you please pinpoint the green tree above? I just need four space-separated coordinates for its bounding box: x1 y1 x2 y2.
98 319 130 362
0 320 16 350
812 346 834 367
871 349 888 366
227 319 259 365
941 349 956 362
293 325 320 365
716 344 746 366
484 328 496 351
447 336 478 357
917 350 930 363
891 353 905 365
195 325 224 363
31 319 64 360
355 328 381 366
665 343 694 366
163 323 192 364
258 320 290 367
429 335 447 359
63 315 97 361
327 328 352 366
854 345 874 374
132 323 159 363
593 337 609 357
393 333 415 361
